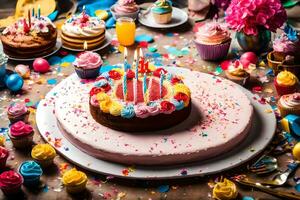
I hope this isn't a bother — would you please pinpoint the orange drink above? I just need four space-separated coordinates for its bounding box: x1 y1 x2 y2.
116 17 136 46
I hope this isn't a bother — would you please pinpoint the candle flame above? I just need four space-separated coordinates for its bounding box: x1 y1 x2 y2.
139 48 143 58
83 41 88 50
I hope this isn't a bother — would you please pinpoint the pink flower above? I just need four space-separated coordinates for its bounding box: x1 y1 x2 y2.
225 0 286 36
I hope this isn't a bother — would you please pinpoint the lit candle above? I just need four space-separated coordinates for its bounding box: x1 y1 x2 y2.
38 4 41 19
124 47 128 71
123 73 127 101
143 73 147 102
160 71 164 99
139 48 144 73
134 50 138 79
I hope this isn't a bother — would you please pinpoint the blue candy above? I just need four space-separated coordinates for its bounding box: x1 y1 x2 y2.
135 34 154 43
5 73 23 92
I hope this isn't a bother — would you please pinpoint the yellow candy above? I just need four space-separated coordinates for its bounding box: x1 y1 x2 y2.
293 142 300 161
94 10 109 20
0 136 5 147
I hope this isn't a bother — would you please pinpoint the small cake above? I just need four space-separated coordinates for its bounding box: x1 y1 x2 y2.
111 0 139 20
278 93 300 117
0 147 9 169
274 71 298 96
61 10 106 50
0 16 57 58
62 168 88 194
212 178 238 200
151 0 173 24
19 160 43 186
0 170 23 196
7 103 30 124
9 121 34 149
88 67 191 132
194 22 231 61
73 51 103 79
225 60 250 85
31 144 56 168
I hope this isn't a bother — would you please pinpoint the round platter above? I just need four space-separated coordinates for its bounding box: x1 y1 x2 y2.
61 32 112 52
36 67 276 179
138 7 188 29
0 40 62 62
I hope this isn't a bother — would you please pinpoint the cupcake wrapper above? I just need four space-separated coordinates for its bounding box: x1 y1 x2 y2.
34 158 54 169
65 180 87 194
0 184 22 196
274 78 297 96
0 157 8 169
278 103 300 117
152 12 172 24
194 39 231 61
23 177 40 186
9 132 34 149
74 66 100 79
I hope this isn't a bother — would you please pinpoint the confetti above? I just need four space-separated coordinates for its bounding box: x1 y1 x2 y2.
242 196 254 200
47 78 58 85
135 34 154 43
157 185 170 193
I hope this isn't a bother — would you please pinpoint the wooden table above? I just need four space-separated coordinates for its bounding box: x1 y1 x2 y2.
1 2 300 200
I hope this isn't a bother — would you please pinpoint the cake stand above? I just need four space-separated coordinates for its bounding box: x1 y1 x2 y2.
36 67 276 179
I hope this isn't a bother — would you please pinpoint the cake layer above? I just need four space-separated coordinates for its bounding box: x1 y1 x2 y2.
61 32 105 50
54 70 254 165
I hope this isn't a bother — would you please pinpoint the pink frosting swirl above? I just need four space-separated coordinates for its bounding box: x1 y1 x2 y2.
273 35 299 54
10 121 33 137
90 95 99 107
147 105 160 116
134 105 150 118
195 22 230 45
0 170 23 189
0 147 9 160
114 0 138 14
73 51 103 69
7 103 28 117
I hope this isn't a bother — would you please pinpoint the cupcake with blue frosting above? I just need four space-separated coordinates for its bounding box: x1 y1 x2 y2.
151 0 173 24
19 161 43 186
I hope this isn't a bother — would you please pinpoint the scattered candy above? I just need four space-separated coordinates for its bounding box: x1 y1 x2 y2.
293 142 300 161
33 58 50 73
5 73 24 91
135 34 154 43
15 64 30 79
240 52 258 68
158 185 170 193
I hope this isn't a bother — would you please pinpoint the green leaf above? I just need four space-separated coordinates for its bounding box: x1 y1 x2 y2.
283 0 299 8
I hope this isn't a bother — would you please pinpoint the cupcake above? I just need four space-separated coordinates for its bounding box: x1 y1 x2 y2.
151 0 173 24
278 93 300 117
194 22 231 61
9 121 34 149
7 103 30 124
0 170 23 196
111 0 139 20
267 25 300 74
31 144 56 168
62 168 88 194
0 147 9 169
225 60 250 85
19 160 43 186
73 51 103 79
274 71 298 96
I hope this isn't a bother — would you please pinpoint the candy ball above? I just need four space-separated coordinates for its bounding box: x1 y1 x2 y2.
33 58 50 73
15 64 30 79
293 142 300 161
5 73 24 92
240 52 258 68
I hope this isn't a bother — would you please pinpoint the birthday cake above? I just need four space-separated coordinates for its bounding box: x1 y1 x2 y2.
0 16 57 58
89 66 192 132
61 10 106 50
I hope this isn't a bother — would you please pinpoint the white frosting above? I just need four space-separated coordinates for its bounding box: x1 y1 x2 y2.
62 13 105 37
279 93 300 109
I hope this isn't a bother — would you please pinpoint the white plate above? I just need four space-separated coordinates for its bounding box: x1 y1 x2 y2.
36 67 276 179
138 7 188 29
0 40 62 62
62 32 113 52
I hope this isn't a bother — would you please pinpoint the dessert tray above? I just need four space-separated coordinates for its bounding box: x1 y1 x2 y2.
0 40 62 62
61 32 113 52
36 67 276 179
138 7 188 29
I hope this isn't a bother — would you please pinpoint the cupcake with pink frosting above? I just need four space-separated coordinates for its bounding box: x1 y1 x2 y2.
9 121 34 149
73 51 103 79
111 0 140 20
278 93 300 117
0 147 9 169
194 22 231 60
7 103 30 124
0 170 23 196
